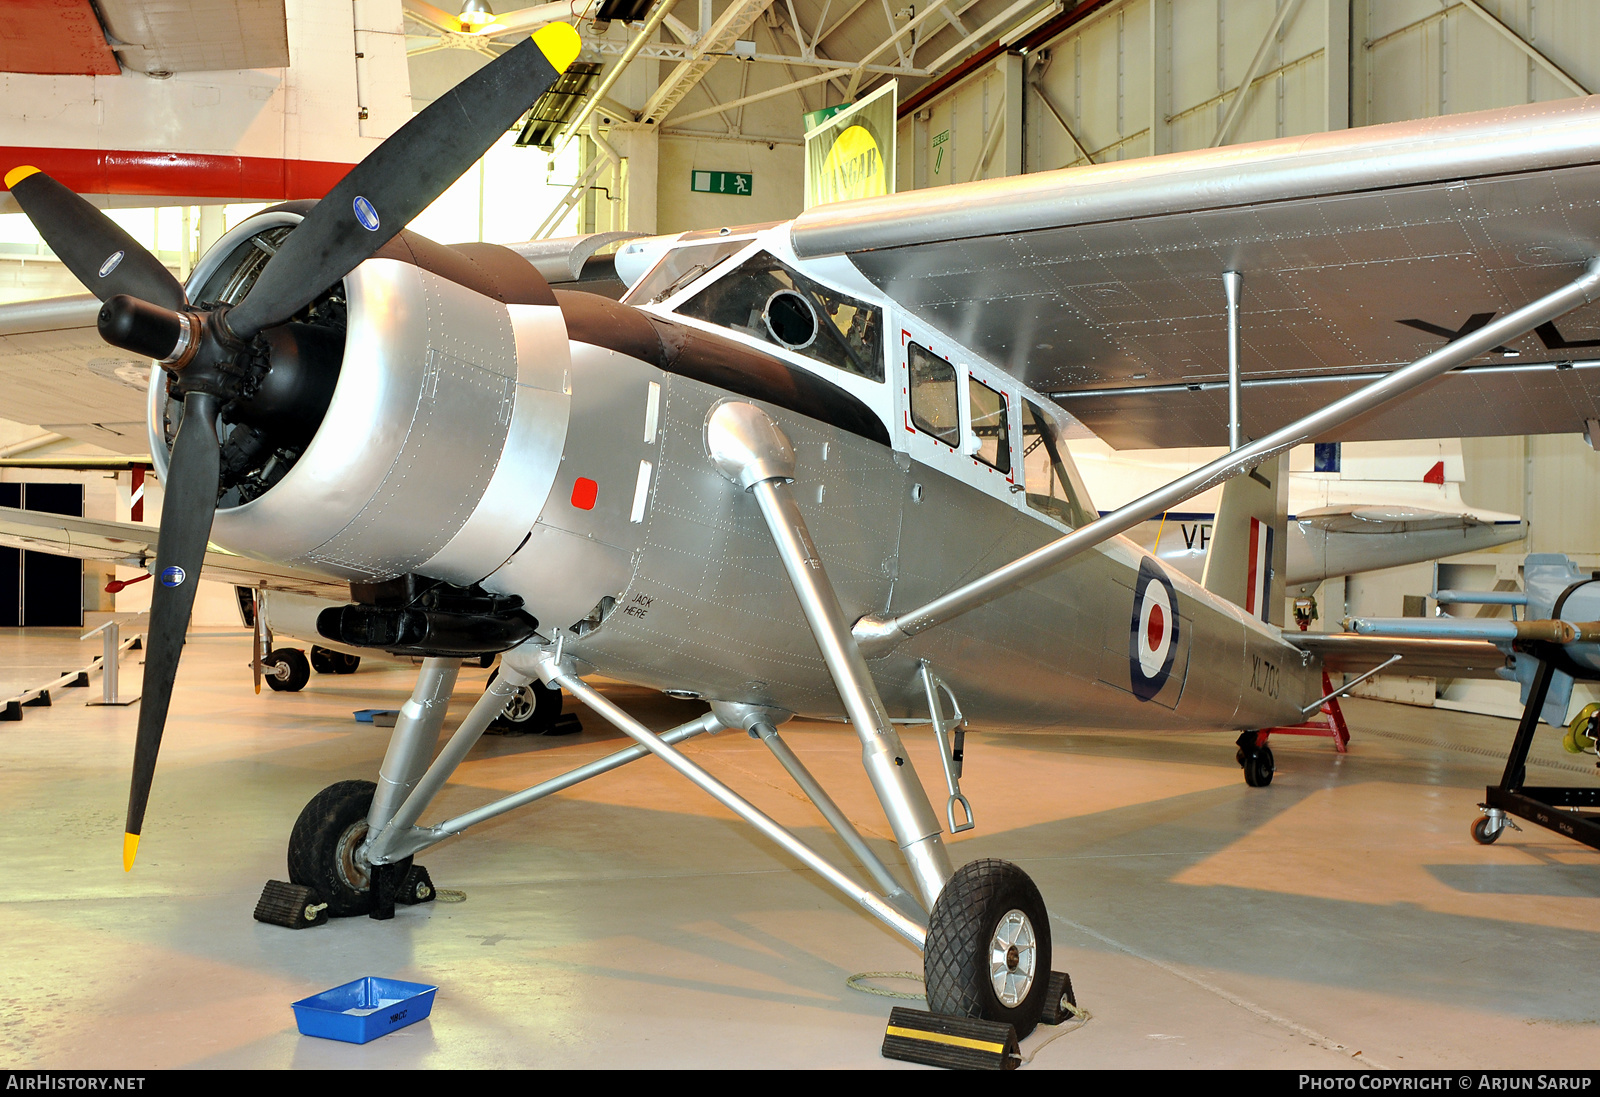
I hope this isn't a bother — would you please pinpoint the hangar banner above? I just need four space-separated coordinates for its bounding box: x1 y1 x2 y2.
804 81 897 210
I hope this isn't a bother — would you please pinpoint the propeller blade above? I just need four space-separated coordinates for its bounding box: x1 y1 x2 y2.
227 23 581 338
252 589 263 696
4 167 187 311
124 391 221 870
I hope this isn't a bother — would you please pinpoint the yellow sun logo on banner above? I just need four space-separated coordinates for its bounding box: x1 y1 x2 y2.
817 124 887 205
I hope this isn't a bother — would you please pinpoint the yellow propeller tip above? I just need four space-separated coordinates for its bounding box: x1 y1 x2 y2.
532 22 581 73
4 165 40 189
122 832 140 872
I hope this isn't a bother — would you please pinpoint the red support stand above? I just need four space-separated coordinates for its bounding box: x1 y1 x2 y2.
1256 671 1350 753
1259 597 1352 753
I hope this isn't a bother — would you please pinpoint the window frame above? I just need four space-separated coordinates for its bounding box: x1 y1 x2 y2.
965 372 1013 476
906 340 961 448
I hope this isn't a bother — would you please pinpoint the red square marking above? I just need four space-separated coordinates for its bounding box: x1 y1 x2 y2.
571 477 598 510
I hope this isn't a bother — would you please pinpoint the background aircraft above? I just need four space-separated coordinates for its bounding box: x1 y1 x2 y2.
1072 437 1528 596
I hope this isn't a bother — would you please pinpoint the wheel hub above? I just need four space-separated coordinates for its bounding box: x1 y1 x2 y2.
989 909 1037 1007
335 819 371 892
502 685 535 723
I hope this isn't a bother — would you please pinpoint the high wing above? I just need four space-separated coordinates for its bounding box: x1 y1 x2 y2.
1295 503 1520 535
790 96 1600 449
1284 631 1511 681
0 505 349 598
0 295 153 453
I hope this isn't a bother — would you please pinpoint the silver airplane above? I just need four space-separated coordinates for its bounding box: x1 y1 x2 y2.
6 24 1600 1038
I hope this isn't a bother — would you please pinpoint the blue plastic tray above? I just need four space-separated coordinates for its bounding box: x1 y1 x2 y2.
292 977 437 1044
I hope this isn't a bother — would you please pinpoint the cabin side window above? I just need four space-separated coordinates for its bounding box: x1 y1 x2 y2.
676 251 884 382
967 375 1011 474
907 342 959 446
1021 398 1096 528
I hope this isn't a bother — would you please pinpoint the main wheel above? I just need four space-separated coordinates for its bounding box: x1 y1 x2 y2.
487 669 563 733
924 859 1052 1039
1470 815 1502 845
287 780 412 917
1243 745 1275 787
263 648 311 692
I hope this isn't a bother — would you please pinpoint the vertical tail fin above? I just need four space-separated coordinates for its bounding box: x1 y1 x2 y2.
1201 453 1289 626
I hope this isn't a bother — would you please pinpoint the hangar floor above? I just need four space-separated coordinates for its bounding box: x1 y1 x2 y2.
3 626 1600 1070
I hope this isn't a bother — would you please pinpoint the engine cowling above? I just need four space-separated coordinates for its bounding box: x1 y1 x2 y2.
151 207 572 590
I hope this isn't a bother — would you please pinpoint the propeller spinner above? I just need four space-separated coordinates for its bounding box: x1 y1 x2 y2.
5 23 581 871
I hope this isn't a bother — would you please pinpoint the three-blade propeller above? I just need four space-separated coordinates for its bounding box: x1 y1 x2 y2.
4 23 580 871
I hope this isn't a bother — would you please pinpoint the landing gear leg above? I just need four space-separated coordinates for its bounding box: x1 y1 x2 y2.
708 402 952 909
1237 731 1275 787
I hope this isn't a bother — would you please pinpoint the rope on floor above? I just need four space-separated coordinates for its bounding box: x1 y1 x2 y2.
1013 1002 1092 1066
846 971 925 1000
434 888 468 903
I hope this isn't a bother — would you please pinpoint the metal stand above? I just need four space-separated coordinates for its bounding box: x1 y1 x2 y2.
1478 657 1600 849
707 401 953 909
84 618 141 706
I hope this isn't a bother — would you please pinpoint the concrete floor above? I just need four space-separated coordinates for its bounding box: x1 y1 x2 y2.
4 626 1600 1069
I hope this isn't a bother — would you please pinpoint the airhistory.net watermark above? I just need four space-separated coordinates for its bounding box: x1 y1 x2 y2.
5 1077 146 1090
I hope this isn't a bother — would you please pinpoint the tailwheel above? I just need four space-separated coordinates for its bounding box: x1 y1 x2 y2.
924 859 1052 1039
287 780 411 917
1237 732 1274 787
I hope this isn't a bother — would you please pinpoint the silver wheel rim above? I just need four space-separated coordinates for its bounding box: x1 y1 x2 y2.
336 820 371 891
989 909 1037 1007
501 685 536 723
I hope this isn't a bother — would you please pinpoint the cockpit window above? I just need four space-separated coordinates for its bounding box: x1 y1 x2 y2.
624 239 749 305
1021 398 1096 529
676 251 884 382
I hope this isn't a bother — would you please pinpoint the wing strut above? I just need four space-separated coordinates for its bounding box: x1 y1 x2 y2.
853 258 1600 657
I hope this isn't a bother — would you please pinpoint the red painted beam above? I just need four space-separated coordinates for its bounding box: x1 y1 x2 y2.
1 0 120 76
899 0 1117 119
0 147 358 202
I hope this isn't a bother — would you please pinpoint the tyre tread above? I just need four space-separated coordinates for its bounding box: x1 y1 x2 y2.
287 779 410 917
924 859 1051 1038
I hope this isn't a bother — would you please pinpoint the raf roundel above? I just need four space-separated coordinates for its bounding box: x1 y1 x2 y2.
353 195 380 232
1128 557 1179 701
98 250 125 278
159 565 186 588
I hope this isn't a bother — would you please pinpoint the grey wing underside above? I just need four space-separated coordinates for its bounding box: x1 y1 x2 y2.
792 96 1600 449
0 295 153 453
1285 632 1511 681
0 505 350 598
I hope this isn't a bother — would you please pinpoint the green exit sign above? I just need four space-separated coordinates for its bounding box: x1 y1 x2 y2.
691 170 753 196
